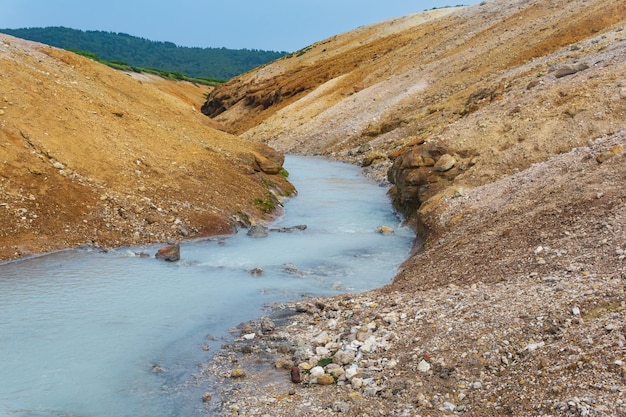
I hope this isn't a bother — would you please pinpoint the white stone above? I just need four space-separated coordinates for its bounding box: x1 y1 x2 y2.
334 349 356 365
417 359 431 372
360 336 378 353
443 402 456 411
309 366 325 378
314 331 330 345
524 341 545 351
315 346 330 357
344 366 360 380
351 377 363 389
242 333 255 340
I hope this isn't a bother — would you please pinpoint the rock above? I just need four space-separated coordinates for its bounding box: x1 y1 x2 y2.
317 374 335 385
375 225 394 235
291 366 301 383
328 365 345 379
247 224 269 238
434 154 456 172
272 358 292 371
260 316 276 333
387 141 453 208
202 391 212 402
250 148 285 174
554 62 589 78
155 244 180 262
596 145 624 163
269 224 307 233
351 377 364 389
524 341 545 352
332 401 351 413
334 349 356 365
360 336 378 353
283 262 300 274
249 267 263 276
361 151 387 167
230 368 246 378
344 366 361 380
417 359 431 372
357 143 372 154
310 366 325 378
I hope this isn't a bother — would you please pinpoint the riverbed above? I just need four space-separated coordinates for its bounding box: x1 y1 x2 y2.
0 156 414 417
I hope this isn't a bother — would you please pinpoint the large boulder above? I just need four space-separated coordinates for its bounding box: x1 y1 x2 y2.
247 225 269 238
155 244 180 262
388 142 463 212
251 146 285 175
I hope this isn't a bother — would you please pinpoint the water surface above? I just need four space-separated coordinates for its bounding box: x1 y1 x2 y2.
0 156 414 417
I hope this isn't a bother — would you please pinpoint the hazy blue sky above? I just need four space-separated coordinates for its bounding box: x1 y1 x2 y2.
0 1 476 52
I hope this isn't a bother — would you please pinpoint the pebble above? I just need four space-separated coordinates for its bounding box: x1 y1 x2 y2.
317 374 335 385
290 366 301 383
310 366 325 378
417 359 431 372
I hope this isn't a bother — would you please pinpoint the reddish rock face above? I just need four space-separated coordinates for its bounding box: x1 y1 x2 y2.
155 244 180 262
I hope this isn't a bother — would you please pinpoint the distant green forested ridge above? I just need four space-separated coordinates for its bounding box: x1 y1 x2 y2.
0 26 288 81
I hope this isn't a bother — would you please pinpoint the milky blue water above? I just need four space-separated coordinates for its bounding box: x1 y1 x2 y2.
0 156 414 417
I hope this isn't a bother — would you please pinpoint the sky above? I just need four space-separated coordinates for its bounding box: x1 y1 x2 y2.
0 1 476 52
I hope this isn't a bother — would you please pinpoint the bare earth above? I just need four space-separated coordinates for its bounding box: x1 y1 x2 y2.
0 35 292 261
1 0 625 415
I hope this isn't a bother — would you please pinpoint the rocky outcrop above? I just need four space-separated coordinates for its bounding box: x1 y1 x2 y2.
387 142 465 213
250 149 284 175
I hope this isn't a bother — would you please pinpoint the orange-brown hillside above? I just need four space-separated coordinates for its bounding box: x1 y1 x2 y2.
0 35 293 261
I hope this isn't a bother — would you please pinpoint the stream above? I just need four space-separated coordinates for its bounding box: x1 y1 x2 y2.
0 155 414 417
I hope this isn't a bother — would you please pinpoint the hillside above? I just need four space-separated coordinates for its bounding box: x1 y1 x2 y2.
0 34 293 261
0 27 286 80
199 0 626 416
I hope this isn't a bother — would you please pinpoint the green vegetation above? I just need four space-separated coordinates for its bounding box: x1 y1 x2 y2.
70 49 223 85
253 193 279 214
0 27 287 81
316 357 334 368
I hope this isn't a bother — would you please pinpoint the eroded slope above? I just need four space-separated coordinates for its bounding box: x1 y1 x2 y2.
0 35 293 261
